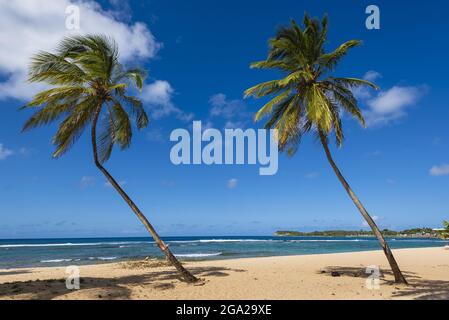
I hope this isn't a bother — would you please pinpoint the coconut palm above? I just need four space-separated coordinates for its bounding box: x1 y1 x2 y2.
21 35 198 283
245 15 408 284
439 221 449 239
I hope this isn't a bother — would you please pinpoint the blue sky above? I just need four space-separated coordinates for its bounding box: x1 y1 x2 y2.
0 0 448 238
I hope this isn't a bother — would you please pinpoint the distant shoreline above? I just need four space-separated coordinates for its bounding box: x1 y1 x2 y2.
275 228 443 239
1 235 448 269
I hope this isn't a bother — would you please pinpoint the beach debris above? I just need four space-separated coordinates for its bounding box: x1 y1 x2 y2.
331 271 341 277
121 257 171 269
444 245 449 250
193 279 206 286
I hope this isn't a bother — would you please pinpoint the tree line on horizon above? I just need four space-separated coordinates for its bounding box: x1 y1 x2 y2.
22 13 435 284
275 226 449 239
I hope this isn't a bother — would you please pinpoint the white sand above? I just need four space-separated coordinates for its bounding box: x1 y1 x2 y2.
0 247 448 300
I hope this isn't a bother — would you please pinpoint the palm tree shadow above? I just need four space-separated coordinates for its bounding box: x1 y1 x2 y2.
0 265 246 300
391 279 449 300
0 270 32 276
320 266 420 280
320 266 449 300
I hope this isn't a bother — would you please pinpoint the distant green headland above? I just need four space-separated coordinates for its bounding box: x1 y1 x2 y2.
275 228 441 238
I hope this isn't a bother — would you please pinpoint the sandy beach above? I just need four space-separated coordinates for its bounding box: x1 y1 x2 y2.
0 247 448 300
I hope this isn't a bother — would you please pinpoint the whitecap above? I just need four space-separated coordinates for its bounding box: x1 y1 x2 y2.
175 252 222 258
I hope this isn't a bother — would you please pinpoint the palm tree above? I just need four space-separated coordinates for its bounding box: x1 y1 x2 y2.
439 221 449 239
245 15 408 284
21 35 198 283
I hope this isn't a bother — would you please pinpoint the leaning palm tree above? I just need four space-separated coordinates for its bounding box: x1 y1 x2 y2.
21 35 198 283
245 15 408 284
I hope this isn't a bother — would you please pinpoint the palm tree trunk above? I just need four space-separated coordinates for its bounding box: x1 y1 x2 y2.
318 131 407 284
90 106 198 283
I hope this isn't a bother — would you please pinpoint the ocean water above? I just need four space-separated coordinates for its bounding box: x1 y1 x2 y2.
0 236 448 269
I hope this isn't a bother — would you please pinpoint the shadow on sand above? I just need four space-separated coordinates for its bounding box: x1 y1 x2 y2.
321 266 449 300
0 270 32 276
0 265 246 300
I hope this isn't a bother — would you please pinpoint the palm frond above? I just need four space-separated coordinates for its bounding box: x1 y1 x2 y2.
113 69 146 90
244 80 286 98
318 40 361 71
245 14 371 149
254 89 292 122
23 34 148 161
113 94 149 129
52 97 96 158
331 77 379 90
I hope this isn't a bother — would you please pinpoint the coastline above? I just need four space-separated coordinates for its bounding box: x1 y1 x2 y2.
1 236 447 270
1 247 448 300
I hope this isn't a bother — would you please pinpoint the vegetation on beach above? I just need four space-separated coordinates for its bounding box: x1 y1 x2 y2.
21 35 198 283
245 14 408 284
439 221 449 239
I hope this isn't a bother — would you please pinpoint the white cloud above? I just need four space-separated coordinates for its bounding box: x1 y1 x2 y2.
141 80 173 107
363 70 382 82
364 86 427 127
80 176 95 188
0 143 14 160
305 171 320 179
18 147 32 156
0 0 161 100
352 86 372 101
227 178 238 189
429 164 449 176
208 93 251 129
368 86 425 115
362 215 380 227
349 71 427 127
352 71 381 100
224 120 248 129
210 93 246 119
140 80 193 121
146 127 165 143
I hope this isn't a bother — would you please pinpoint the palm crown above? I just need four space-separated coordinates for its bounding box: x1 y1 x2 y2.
244 14 378 152
22 35 148 163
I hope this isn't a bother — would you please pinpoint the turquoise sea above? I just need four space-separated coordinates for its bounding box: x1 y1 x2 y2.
0 236 448 269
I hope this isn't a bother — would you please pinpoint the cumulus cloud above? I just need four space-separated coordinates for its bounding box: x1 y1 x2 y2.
429 164 449 176
363 70 382 82
140 80 193 121
352 71 381 100
0 1 193 120
227 178 238 189
210 93 245 118
0 0 162 101
364 85 427 126
349 71 428 127
368 86 425 115
0 143 14 160
208 93 251 129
